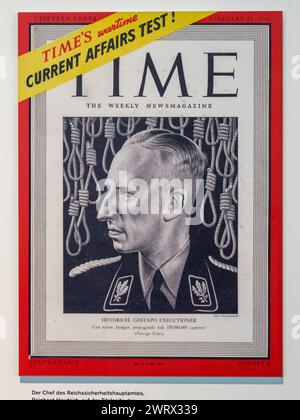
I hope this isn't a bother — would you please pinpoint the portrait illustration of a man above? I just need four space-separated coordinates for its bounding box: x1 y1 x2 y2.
71 128 237 314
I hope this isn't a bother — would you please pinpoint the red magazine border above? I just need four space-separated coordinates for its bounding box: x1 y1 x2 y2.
19 11 283 377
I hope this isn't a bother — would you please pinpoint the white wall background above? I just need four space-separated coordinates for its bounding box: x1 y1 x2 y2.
0 0 299 400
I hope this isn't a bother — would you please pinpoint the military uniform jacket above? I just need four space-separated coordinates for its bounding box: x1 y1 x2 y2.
67 246 238 315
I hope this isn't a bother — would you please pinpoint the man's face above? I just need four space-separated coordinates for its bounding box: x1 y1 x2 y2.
97 145 166 254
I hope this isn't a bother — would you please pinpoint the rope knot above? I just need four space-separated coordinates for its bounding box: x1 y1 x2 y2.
219 123 230 142
205 170 217 192
70 126 81 146
146 117 158 129
86 147 97 166
220 192 232 211
193 119 206 141
105 118 116 139
78 190 90 208
68 198 80 217
227 205 236 222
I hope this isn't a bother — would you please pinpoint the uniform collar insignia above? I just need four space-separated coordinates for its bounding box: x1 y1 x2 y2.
103 274 134 312
189 276 212 306
110 275 134 306
188 272 219 313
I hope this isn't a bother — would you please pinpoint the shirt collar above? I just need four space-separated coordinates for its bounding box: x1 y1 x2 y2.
138 237 190 301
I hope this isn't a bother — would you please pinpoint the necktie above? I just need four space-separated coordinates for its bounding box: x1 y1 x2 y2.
150 270 173 313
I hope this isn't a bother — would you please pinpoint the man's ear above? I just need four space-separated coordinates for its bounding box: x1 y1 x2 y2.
163 188 186 222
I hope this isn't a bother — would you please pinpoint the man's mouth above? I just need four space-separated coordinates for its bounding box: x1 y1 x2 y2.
108 228 124 239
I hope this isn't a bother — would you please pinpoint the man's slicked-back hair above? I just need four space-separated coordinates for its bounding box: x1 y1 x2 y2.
123 129 207 181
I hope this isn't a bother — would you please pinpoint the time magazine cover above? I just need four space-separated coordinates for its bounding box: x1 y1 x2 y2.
18 11 283 378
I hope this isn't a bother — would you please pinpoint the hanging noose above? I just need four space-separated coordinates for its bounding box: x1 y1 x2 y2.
67 118 85 182
63 120 71 203
65 119 85 257
214 118 238 261
102 118 117 174
201 169 218 228
205 118 220 147
220 203 237 261
75 117 91 247
216 119 235 179
199 118 218 228
231 127 238 204
85 118 104 203
168 117 189 135
76 189 91 247
215 191 231 248
65 117 103 256
75 137 98 247
66 197 82 257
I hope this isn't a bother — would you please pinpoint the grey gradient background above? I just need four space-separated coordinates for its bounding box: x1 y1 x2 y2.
0 0 298 400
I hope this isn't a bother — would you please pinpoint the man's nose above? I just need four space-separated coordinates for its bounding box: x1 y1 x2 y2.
97 191 117 221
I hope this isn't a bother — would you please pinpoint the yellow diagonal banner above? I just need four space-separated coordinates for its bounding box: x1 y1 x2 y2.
18 11 215 102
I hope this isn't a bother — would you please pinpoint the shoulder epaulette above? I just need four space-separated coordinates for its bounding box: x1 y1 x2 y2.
69 256 122 278
208 256 238 273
